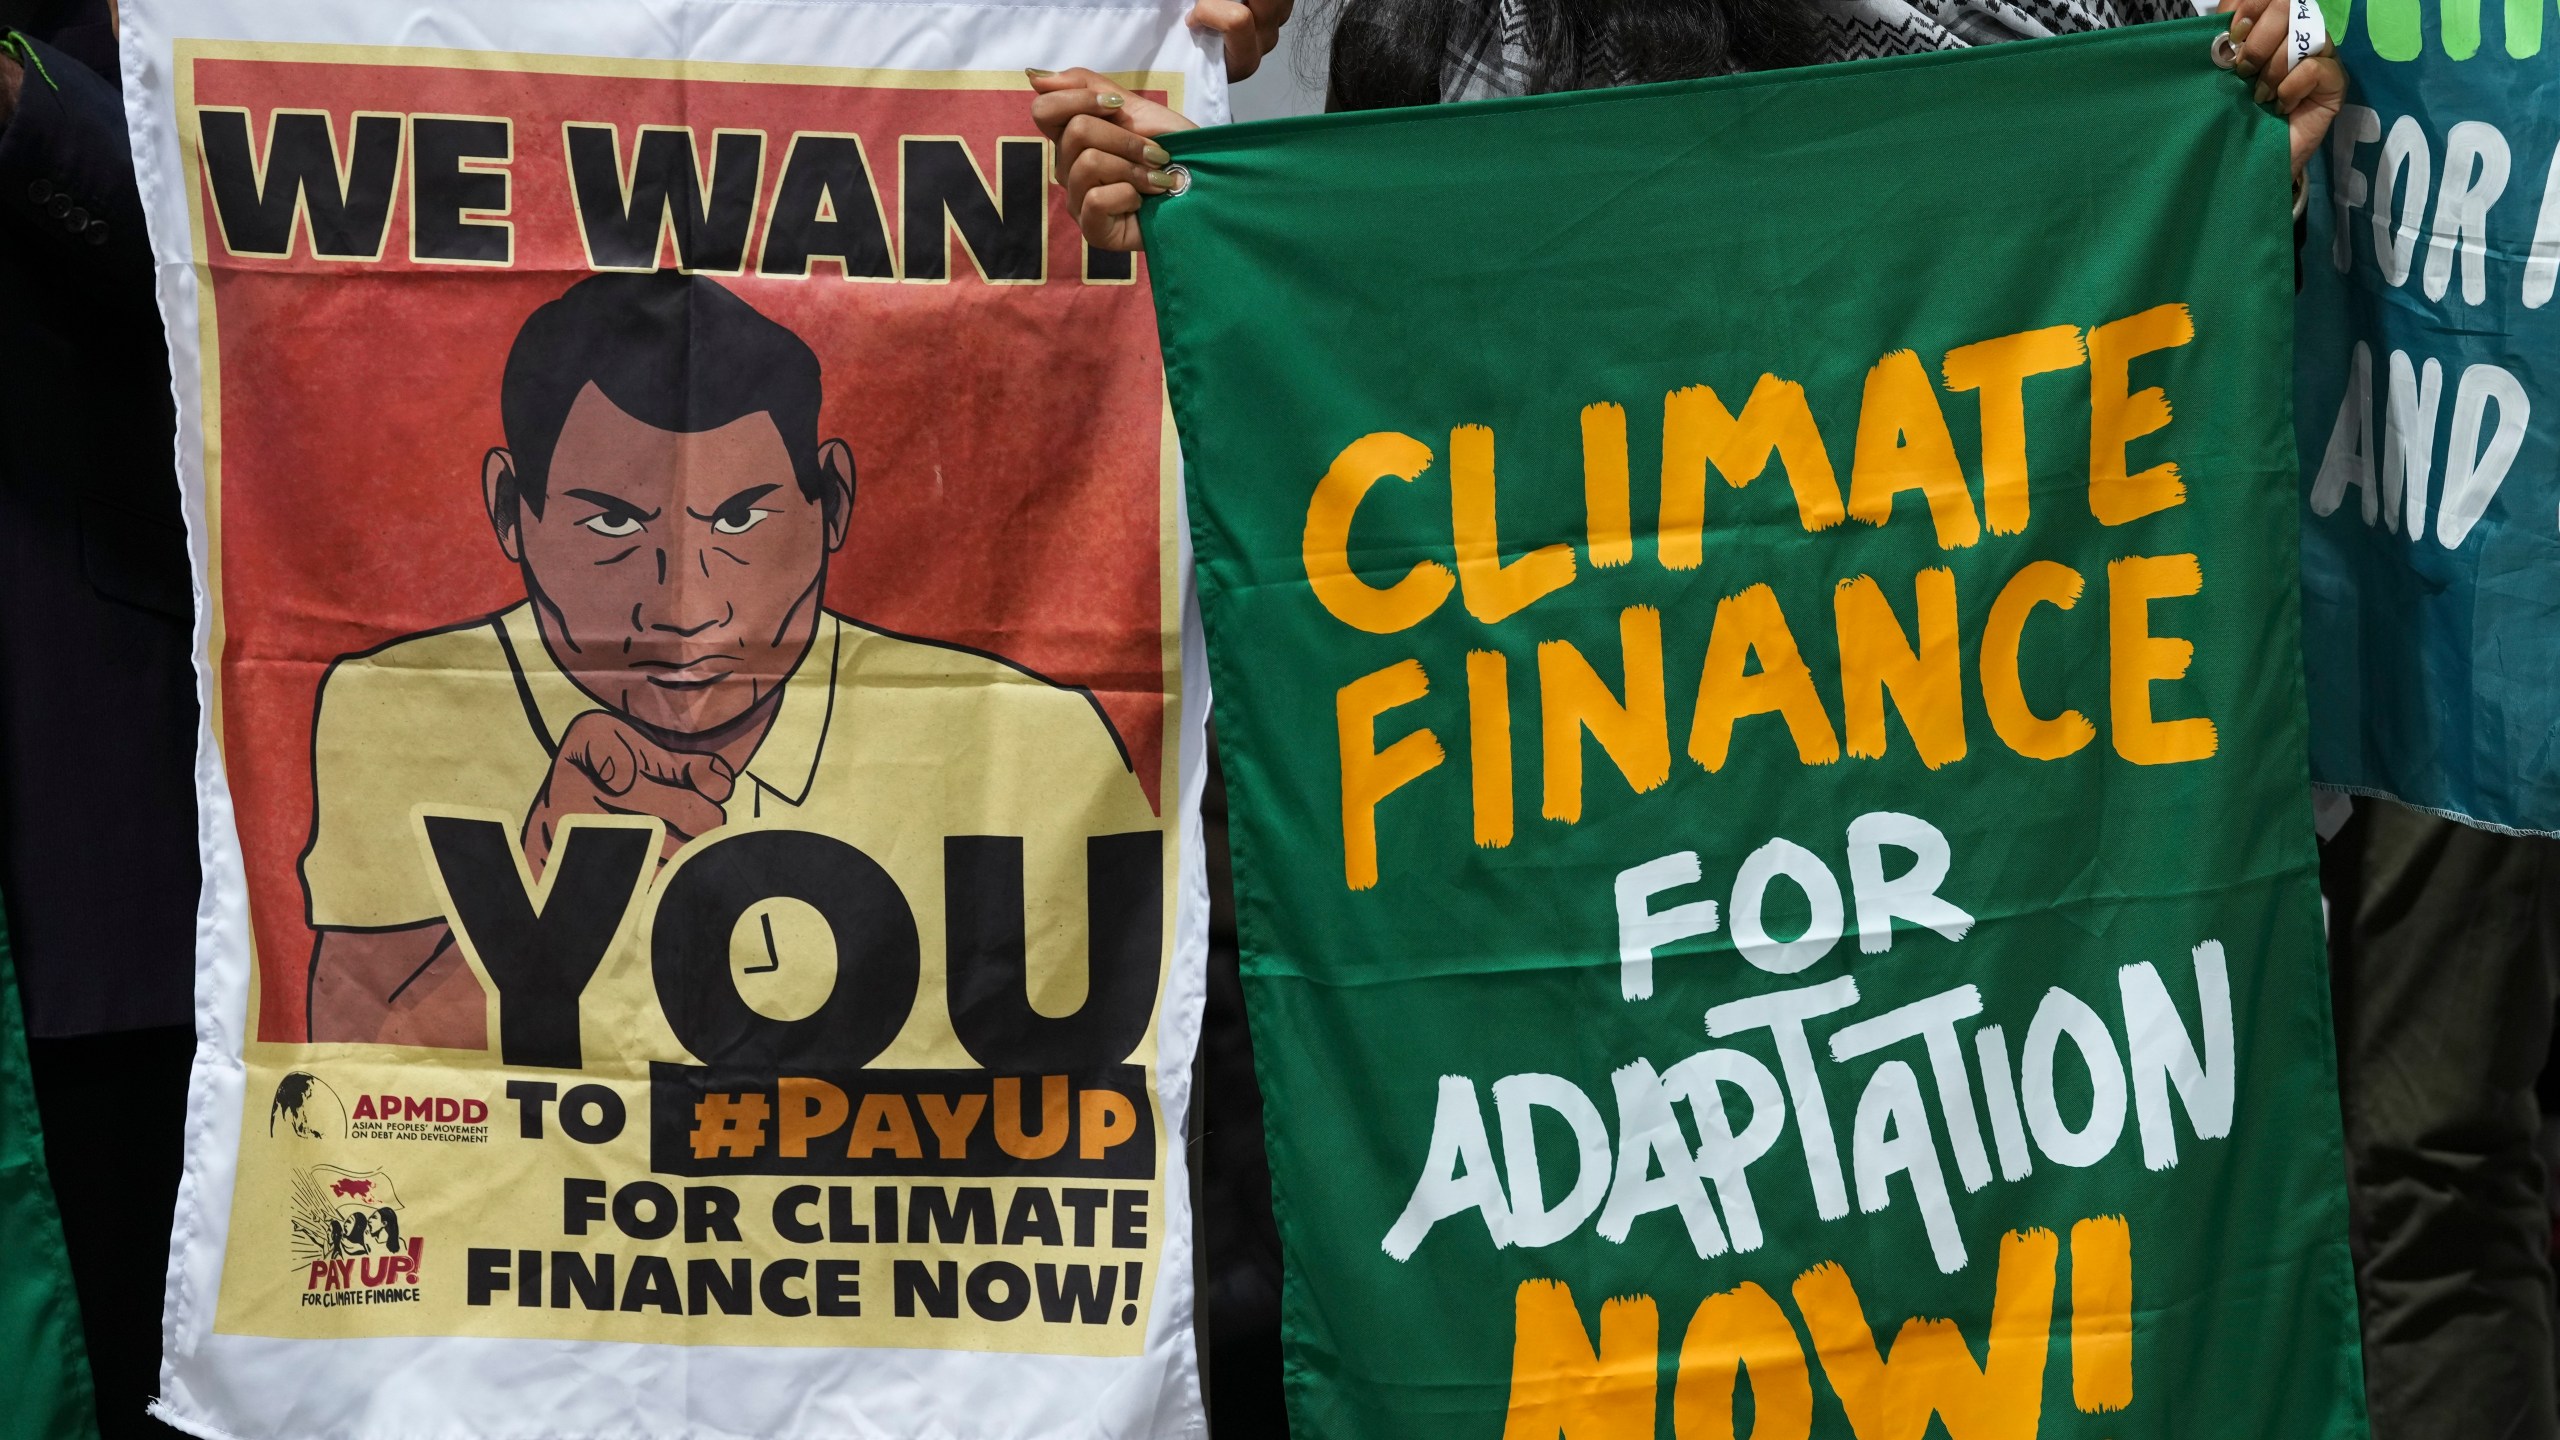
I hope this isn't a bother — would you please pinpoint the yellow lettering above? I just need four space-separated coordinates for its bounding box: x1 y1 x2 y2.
1660 376 1845 570
1539 607 1671 824
2087 304 2195 526
1337 660 1445 890
1849 349 1980 550
1502 1279 1659 1440
1672 1281 1812 1440
1468 649 1516 848
1791 1228 2058 1440
2107 554 2216 765
1688 584 1841 772
1981 562 2094 761
1078 1088 1138 1161
1835 568 1966 769
1583 402 1633 568
846 1092 925 1161
915 1092 984 1160
2069 1216 2134 1414
1453 423 1576 623
1304 432 1455 634
1941 325 2084 536
777 1076 850 1159
991 1075 1068 1161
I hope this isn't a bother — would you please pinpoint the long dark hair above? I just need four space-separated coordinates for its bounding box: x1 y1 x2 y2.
1324 0 1826 112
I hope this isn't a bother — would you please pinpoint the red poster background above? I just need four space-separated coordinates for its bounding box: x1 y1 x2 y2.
188 56 1171 1042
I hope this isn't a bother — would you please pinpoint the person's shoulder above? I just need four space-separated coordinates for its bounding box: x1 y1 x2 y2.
829 613 1132 769
326 611 515 680
830 612 1083 694
313 609 525 734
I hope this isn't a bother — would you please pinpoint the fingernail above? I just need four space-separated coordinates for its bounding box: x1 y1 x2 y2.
1143 142 1171 166
2230 14 2253 39
2235 56 2260 76
1145 169 1177 190
1026 67 1055 80
2254 78 2273 102
709 756 735 781
1099 93 1125 108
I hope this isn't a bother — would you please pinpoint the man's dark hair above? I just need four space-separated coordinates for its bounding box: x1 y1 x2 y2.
497 271 840 517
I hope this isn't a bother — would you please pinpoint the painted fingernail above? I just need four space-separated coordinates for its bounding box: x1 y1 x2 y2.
1143 142 1171 165
709 756 735 782
2254 78 2274 102
1145 168 1177 190
2230 14 2253 39
1026 67 1055 79
1099 93 1125 108
2235 56 2260 76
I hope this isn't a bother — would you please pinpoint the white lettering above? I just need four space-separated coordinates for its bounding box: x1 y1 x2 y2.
1829 985 1994 1193
2119 941 2236 1172
2437 362 2529 548
1614 851 1720 1002
2382 349 2443 537
2021 986 2128 1169
1492 1072 1612 1246
1851 1060 1968 1274
1597 1059 1726 1258
1705 977 1861 1220
1844 810 1974 954
1730 837 1844 975
1381 1076 1512 1261
2423 121 2511 304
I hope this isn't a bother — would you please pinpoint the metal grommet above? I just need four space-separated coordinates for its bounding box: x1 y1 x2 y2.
1161 164 1193 197
2211 30 2240 67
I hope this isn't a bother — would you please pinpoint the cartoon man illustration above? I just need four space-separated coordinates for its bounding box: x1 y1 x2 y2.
301 272 1153 1047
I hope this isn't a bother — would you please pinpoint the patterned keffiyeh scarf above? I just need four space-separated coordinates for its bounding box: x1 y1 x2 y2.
1439 0 2204 102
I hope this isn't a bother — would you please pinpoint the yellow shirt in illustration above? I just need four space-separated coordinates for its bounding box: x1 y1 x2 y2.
299 602 1161 1069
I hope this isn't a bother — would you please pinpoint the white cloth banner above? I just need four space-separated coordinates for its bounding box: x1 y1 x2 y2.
120 1 1220 1434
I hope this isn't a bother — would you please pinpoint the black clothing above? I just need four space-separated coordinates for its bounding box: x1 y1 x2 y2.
30 1024 192 1440
0 7 201 1037
5 11 200 1436
1200 741 1287 1437
2324 800 2560 1440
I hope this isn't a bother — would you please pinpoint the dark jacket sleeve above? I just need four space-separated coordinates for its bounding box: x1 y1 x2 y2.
0 33 155 306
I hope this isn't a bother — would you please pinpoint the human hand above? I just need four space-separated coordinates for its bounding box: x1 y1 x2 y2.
1030 68 1199 252
525 711 734 874
1191 0 1292 81
2220 0 2348 180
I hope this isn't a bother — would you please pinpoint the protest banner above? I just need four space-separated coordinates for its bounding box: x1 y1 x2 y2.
2298 0 2560 830
120 1 1218 1434
1145 18 2366 1437
0 910 97 1440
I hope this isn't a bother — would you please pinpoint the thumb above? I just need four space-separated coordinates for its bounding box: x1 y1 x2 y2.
627 735 738 806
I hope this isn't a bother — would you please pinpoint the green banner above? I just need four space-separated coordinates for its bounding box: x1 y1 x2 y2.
1146 17 2364 1439
0 908 99 1440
